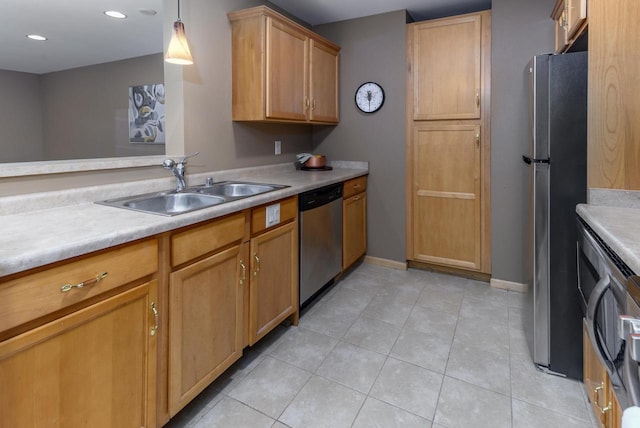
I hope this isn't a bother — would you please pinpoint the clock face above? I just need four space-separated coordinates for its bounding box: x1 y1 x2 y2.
355 82 385 113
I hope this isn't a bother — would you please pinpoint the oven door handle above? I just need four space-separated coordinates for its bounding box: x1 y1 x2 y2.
586 274 612 364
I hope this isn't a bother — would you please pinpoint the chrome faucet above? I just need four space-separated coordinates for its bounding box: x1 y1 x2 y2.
162 152 199 192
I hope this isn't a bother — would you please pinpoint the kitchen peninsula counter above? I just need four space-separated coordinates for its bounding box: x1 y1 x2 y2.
577 203 640 274
0 162 368 277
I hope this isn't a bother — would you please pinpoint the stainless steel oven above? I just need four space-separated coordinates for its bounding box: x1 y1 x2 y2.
620 276 640 408
577 217 628 404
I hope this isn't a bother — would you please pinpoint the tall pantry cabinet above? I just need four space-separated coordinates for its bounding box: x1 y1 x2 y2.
407 11 491 274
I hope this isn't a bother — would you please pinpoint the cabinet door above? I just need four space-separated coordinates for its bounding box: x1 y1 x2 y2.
266 17 308 121
343 192 367 270
249 221 298 345
309 39 339 123
412 124 481 270
583 320 610 426
0 281 157 428
169 245 243 416
412 14 481 120
566 0 587 39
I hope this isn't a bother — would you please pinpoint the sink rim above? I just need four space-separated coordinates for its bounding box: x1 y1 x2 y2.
96 180 289 216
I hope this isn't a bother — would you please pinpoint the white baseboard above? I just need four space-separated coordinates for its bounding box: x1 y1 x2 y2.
364 256 408 271
490 278 528 293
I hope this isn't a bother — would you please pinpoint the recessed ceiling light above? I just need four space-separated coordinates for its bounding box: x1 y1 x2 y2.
104 10 127 19
26 34 47 41
138 8 157 16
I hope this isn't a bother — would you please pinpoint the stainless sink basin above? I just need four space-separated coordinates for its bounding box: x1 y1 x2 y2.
97 192 225 216
193 181 286 198
96 181 288 216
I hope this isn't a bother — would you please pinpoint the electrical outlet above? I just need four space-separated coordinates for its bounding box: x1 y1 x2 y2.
274 140 281 155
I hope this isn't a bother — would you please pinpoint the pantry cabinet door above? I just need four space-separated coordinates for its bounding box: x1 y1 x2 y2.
412 14 482 120
412 124 481 269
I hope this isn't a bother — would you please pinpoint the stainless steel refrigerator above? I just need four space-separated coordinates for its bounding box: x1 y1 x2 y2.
523 52 587 379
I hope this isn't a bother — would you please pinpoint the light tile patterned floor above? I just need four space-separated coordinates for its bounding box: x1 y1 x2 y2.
165 262 597 428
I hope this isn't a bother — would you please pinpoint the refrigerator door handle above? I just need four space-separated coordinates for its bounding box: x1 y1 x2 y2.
522 154 550 165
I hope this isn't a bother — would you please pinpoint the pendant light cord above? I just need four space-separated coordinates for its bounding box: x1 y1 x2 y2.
177 0 181 21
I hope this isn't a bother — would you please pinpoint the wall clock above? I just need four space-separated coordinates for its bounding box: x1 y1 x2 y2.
355 82 385 113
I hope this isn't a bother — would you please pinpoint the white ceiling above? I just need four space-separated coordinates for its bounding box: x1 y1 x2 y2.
1 0 163 74
2 0 490 75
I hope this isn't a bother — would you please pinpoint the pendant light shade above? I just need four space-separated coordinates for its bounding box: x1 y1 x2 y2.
165 0 193 65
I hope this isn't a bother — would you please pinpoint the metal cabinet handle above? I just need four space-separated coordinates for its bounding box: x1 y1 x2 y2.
312 98 317 110
594 384 612 414
240 260 246 285
476 90 480 108
60 272 108 293
253 253 260 276
304 96 310 110
150 302 159 337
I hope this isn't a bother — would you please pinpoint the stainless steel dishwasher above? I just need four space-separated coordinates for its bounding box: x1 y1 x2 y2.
299 183 343 308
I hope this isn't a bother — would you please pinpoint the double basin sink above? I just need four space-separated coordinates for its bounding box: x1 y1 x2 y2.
97 181 288 216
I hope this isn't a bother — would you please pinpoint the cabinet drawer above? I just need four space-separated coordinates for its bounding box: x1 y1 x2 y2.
251 196 297 235
171 212 247 267
0 239 157 334
343 176 367 199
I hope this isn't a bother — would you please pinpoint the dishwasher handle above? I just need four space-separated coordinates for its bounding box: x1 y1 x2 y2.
299 183 343 211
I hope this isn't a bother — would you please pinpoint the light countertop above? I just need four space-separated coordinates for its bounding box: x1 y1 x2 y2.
0 162 368 277
577 203 640 274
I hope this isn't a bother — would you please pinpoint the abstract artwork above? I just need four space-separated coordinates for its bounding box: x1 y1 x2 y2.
128 84 165 144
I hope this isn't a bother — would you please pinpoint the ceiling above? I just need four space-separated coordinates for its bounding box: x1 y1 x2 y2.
1 0 163 74
2 0 490 75
269 0 491 26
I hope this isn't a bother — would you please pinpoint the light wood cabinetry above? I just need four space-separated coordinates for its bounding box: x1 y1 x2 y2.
583 321 622 428
551 0 587 53
407 11 491 274
168 212 246 416
248 197 299 345
587 0 640 190
0 240 158 428
343 176 367 270
228 6 340 124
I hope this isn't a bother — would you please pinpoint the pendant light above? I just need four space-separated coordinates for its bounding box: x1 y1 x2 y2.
165 0 193 65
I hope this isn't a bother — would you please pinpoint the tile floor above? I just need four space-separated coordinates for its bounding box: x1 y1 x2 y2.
165 262 598 428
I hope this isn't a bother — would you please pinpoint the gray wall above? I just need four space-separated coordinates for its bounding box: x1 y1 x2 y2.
170 0 313 175
0 70 44 162
491 0 556 283
41 54 166 160
313 10 408 264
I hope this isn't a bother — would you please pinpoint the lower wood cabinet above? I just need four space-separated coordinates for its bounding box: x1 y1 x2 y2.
249 201 298 345
583 320 622 428
167 213 246 416
343 176 367 270
0 280 158 428
168 245 244 416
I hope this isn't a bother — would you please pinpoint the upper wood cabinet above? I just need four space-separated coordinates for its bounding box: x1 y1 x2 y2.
228 6 340 124
551 0 587 53
587 0 640 190
411 14 481 120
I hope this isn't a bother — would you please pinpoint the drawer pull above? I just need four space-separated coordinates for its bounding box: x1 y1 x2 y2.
240 260 246 285
60 272 108 293
150 302 159 336
353 184 361 189
253 253 260 276
594 384 612 414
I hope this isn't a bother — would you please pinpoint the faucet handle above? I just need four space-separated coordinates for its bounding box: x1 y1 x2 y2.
162 158 175 169
179 152 200 164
